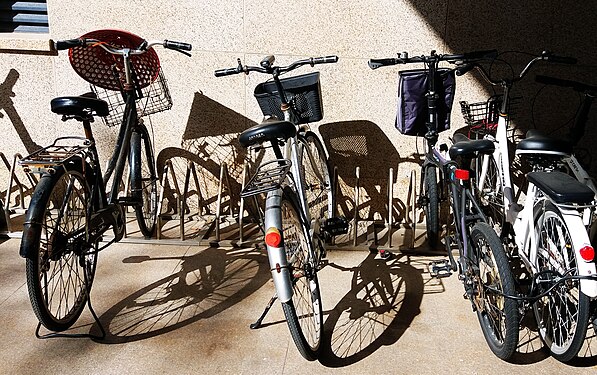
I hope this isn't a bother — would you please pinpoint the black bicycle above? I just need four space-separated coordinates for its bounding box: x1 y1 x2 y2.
18 29 191 332
369 50 520 360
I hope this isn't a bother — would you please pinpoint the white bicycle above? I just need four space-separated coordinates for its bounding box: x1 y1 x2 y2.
458 51 597 362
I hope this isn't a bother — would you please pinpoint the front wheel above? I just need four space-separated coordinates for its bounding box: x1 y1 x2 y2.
130 124 158 238
22 159 97 331
470 223 519 360
280 188 323 360
533 203 590 362
423 165 440 248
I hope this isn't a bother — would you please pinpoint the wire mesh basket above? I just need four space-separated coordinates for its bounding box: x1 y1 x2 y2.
254 72 323 125
459 95 502 137
91 67 172 127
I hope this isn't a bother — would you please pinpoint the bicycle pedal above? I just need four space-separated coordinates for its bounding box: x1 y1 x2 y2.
322 216 349 236
429 259 453 278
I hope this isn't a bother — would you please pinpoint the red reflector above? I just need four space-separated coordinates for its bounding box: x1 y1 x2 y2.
454 169 469 180
265 227 282 247
580 246 595 262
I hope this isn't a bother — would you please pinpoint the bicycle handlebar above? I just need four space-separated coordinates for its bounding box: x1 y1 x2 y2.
368 49 498 70
214 55 339 77
53 37 193 56
535 75 597 95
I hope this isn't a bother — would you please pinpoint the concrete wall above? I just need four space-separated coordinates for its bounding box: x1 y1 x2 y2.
1 1 596 222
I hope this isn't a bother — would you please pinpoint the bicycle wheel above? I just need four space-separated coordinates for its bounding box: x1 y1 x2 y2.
23 159 97 331
298 132 334 226
474 153 504 227
423 165 440 248
533 203 590 362
470 222 519 360
280 187 323 360
130 124 158 238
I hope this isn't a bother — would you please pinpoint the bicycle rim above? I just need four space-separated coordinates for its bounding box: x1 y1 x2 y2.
24 164 96 331
533 205 590 361
280 189 322 360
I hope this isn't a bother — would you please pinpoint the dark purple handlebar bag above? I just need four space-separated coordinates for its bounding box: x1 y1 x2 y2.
396 68 456 136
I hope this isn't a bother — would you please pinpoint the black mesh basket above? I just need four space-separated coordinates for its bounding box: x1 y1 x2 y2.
91 68 172 127
254 72 323 124
460 95 502 137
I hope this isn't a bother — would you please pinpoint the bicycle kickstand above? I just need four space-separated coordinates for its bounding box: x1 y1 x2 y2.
250 293 278 329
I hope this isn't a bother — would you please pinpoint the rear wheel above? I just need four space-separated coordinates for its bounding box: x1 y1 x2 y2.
533 204 590 362
23 159 96 331
280 188 323 361
474 154 504 228
470 223 519 360
130 124 158 238
423 165 440 248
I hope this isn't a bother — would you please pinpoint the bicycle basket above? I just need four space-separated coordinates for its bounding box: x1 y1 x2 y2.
254 72 323 125
396 68 456 136
459 95 502 136
91 67 172 127
68 29 161 91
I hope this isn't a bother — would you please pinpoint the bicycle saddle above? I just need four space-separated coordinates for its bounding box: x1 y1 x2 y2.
449 138 495 159
238 118 296 148
516 129 572 156
51 93 109 117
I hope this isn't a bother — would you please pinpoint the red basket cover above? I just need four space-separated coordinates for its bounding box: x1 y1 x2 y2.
68 29 161 91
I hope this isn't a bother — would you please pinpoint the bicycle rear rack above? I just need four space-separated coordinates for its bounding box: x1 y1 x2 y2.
241 159 292 198
19 136 92 174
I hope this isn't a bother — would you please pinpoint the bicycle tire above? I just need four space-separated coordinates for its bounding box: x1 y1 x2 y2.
470 222 519 360
423 165 440 248
279 187 323 361
130 124 158 238
23 158 97 331
533 203 590 362
298 132 334 226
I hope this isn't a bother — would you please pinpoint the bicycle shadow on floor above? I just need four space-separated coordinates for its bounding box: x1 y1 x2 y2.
90 247 269 343
319 251 424 367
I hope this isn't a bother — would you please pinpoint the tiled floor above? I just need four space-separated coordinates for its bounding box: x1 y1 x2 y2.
1 236 596 374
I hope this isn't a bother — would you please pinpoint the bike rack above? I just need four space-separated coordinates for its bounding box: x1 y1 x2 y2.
0 148 424 252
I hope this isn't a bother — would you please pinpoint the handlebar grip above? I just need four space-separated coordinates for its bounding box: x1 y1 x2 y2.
214 67 241 77
455 63 476 76
312 55 339 64
463 49 498 61
54 38 84 51
368 58 399 70
544 54 577 64
164 40 193 51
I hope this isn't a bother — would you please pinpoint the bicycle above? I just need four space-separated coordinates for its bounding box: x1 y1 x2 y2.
459 51 597 361
215 55 347 360
368 50 519 360
18 29 191 334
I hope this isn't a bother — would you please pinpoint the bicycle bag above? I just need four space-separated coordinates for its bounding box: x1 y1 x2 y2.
396 68 456 136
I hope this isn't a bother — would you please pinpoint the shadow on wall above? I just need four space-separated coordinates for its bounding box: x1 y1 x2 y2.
0 69 42 154
408 0 597 175
319 120 419 225
157 92 259 217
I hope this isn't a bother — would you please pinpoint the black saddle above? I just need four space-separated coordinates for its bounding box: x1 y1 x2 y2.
51 92 109 117
516 129 572 156
238 118 296 148
527 171 594 204
449 136 495 159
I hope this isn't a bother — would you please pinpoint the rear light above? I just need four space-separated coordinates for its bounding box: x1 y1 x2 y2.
265 227 282 247
454 169 469 181
579 245 595 262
